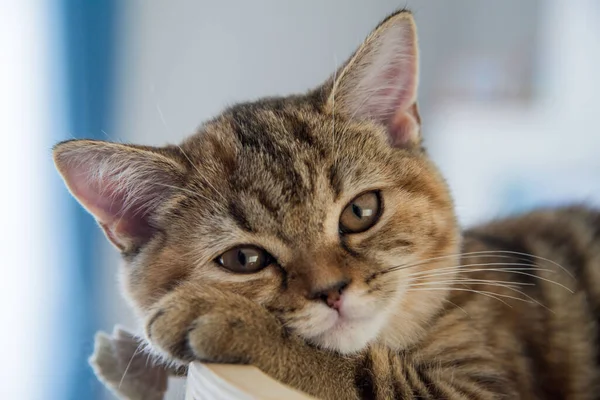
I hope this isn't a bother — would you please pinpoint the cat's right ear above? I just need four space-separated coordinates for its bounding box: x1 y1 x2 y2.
53 140 186 253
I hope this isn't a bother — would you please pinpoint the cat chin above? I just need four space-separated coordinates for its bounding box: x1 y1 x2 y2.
308 311 390 354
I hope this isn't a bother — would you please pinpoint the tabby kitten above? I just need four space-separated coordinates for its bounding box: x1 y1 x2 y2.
54 10 600 399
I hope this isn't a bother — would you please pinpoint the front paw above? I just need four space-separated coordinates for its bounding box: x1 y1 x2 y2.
145 285 283 365
89 327 170 400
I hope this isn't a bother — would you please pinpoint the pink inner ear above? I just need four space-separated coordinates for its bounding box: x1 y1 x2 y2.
333 15 420 148
388 102 420 147
100 213 154 251
64 166 158 250
355 46 419 147
363 57 416 124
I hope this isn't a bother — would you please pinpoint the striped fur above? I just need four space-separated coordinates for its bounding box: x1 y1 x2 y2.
348 206 600 399
53 9 600 400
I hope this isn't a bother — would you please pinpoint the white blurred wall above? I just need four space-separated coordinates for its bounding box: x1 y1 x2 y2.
428 0 600 225
0 1 58 399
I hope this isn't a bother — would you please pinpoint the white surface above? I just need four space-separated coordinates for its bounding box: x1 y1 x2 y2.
186 364 254 400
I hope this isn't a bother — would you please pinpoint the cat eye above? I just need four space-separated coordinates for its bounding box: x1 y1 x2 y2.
339 191 382 234
216 245 272 273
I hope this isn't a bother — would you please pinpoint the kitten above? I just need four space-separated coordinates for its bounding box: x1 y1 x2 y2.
53 9 600 399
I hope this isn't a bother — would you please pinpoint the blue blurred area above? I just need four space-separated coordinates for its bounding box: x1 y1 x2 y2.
52 1 119 399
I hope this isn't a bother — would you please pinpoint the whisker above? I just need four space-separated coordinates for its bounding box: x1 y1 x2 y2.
406 263 551 278
379 253 508 275
407 281 524 293
118 341 144 389
410 286 544 308
411 279 555 314
407 278 527 293
407 287 516 307
442 298 469 316
380 250 571 277
406 263 573 293
494 283 555 314
406 268 545 289
475 250 573 278
406 278 535 289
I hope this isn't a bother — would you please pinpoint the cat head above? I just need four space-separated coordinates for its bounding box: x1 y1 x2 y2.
53 10 460 354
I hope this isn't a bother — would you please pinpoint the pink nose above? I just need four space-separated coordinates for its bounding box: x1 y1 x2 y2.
309 280 350 310
326 291 343 310
313 280 349 310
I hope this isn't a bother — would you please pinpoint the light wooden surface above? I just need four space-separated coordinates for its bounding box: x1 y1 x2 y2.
186 362 316 400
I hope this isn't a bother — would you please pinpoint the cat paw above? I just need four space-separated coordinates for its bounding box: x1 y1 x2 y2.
145 285 283 365
90 327 169 400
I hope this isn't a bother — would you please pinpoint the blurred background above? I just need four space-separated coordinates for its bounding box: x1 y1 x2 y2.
2 0 599 399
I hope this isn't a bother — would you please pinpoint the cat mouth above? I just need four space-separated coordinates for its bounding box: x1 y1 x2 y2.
321 307 374 332
306 310 381 354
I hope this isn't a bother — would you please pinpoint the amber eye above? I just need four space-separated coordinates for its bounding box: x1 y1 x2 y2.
216 246 272 273
339 191 382 234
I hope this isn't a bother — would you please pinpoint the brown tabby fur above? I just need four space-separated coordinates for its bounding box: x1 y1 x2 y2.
53 9 600 400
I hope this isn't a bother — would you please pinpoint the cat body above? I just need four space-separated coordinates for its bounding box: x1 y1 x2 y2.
138 206 600 399
54 10 600 399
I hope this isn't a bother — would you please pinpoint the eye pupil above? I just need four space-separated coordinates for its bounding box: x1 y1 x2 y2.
237 250 247 266
352 203 362 218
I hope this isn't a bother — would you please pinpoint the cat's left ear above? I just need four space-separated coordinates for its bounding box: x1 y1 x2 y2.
325 10 420 148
